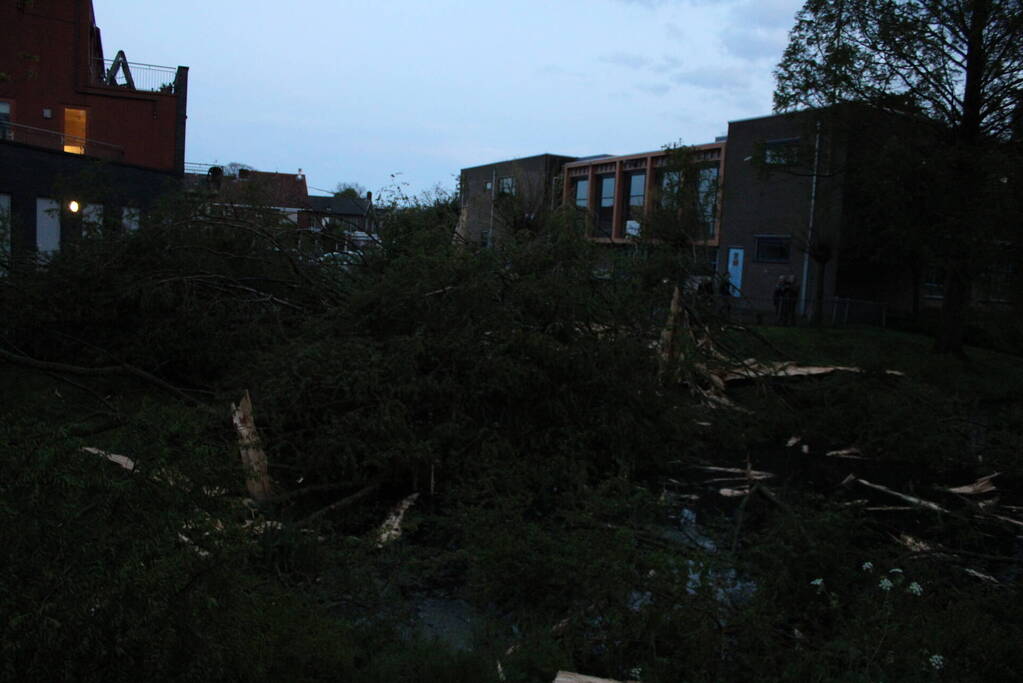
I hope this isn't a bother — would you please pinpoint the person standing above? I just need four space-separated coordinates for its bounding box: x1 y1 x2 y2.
773 276 786 323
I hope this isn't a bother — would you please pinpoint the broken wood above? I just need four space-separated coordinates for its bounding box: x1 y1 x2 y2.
693 465 774 480
231 390 272 502
717 360 905 384
554 673 638 683
842 475 950 513
825 447 869 460
945 473 1000 495
377 493 419 547
81 446 136 472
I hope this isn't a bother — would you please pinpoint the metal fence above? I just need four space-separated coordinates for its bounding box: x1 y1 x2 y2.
95 58 179 94
0 121 124 161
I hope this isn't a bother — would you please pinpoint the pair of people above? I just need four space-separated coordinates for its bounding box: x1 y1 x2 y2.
773 275 799 325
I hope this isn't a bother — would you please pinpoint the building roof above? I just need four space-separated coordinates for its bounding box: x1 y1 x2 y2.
307 194 371 216
183 168 311 208
460 153 578 172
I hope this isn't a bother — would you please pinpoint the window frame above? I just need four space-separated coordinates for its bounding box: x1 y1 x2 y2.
762 137 801 166
754 234 792 263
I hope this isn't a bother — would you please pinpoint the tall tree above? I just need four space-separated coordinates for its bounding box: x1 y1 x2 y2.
774 0 1023 354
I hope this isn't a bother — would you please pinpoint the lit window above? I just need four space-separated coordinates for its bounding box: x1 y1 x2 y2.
755 235 791 262
63 107 87 154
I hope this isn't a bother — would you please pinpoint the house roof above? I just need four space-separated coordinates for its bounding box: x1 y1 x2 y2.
307 194 371 216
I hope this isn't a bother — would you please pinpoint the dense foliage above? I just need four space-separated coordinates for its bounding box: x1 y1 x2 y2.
2 182 1022 681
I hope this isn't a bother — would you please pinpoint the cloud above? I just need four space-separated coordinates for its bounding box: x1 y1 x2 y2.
670 66 751 91
635 82 672 96
717 0 801 62
720 25 788 61
598 52 652 69
650 55 684 73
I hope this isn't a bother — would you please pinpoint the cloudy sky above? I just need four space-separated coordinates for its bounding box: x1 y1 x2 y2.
94 0 805 197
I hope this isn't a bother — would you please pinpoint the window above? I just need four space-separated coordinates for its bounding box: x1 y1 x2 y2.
695 165 719 237
484 180 492 192
659 169 682 208
122 207 140 232
63 107 87 154
922 264 945 299
628 173 645 208
36 198 60 254
763 138 800 166
755 235 791 262
595 175 615 238
574 178 589 209
82 203 104 236
0 102 11 141
626 172 645 237
497 176 515 195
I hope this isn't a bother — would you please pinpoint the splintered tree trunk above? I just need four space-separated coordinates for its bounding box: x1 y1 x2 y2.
231 390 272 501
934 267 971 356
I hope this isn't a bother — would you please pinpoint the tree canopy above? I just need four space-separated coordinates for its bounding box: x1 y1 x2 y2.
775 0 1023 354
775 0 1023 144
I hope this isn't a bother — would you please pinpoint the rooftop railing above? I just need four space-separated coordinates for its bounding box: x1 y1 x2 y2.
0 121 125 161
94 57 180 94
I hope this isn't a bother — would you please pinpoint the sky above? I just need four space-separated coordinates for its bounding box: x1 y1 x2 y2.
94 0 805 198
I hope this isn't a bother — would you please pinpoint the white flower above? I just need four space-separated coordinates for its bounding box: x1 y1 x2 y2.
889 567 903 574
861 561 874 571
810 578 824 586
907 581 923 596
929 654 945 670
878 577 894 591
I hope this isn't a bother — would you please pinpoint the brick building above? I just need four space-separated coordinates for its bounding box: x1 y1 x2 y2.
561 142 725 273
0 0 188 263
457 153 577 247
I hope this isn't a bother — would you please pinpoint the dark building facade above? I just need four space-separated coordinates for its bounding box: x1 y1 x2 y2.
458 153 577 247
1 0 188 264
718 109 845 314
719 106 947 321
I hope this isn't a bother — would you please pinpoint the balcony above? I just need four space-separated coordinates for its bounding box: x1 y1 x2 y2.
0 121 124 161
94 56 180 94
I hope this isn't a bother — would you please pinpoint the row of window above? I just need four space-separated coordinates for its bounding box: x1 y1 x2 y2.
0 195 140 260
482 177 516 195
570 165 719 240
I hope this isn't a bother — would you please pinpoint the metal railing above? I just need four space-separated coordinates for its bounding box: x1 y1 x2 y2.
184 162 218 175
0 121 124 161
95 58 179 94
